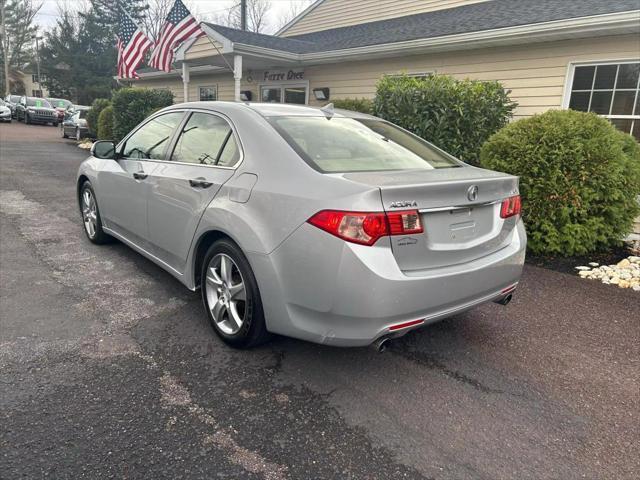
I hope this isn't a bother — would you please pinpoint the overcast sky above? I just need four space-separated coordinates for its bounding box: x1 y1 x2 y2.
34 0 315 34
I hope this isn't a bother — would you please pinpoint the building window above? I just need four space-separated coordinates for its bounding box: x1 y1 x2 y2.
566 61 640 141
199 86 217 101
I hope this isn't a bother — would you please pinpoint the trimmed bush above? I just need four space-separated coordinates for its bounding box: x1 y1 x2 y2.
111 88 174 141
86 98 111 135
374 74 516 165
332 98 374 115
97 105 114 140
480 110 640 256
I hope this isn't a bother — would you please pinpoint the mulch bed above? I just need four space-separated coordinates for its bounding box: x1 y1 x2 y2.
525 244 633 275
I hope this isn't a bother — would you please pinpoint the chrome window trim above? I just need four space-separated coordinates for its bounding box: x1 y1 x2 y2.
115 108 245 171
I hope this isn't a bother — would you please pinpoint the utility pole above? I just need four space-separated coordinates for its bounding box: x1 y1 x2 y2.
240 0 247 31
1 0 10 96
31 31 42 96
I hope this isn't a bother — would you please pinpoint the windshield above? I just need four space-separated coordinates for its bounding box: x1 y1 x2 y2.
78 110 88 119
9 95 20 103
48 98 71 108
26 98 52 108
269 117 460 173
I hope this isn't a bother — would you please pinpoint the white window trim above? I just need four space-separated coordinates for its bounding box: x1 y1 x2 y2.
199 85 218 102
562 58 640 138
258 80 310 105
385 71 434 79
561 58 640 110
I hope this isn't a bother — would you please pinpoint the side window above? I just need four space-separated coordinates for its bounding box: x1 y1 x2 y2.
122 112 184 160
170 112 240 167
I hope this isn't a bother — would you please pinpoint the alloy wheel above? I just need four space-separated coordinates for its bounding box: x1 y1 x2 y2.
81 188 98 238
205 253 247 335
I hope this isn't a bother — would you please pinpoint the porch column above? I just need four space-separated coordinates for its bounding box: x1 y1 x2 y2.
182 63 190 102
233 55 242 102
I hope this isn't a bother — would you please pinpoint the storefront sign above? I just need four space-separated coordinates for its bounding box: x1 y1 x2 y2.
263 69 305 82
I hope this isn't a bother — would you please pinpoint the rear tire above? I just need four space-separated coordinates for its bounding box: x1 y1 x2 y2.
79 181 111 245
61 126 68 138
201 239 270 348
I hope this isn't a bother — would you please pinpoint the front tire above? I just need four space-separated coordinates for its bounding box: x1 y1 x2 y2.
61 126 68 138
24 113 30 124
76 128 81 141
201 239 270 348
79 181 111 244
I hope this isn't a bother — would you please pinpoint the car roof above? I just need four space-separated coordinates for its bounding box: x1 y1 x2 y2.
164 101 377 119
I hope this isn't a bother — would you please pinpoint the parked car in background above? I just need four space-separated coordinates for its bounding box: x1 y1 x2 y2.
15 97 58 126
0 99 11 123
77 102 526 350
47 98 73 122
4 94 21 118
61 107 92 140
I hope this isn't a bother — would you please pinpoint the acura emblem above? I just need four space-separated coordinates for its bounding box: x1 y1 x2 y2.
467 185 479 202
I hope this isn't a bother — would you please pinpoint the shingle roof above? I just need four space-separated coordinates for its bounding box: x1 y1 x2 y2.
209 0 640 54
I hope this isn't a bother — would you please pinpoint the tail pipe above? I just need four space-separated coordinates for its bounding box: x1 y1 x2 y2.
371 336 391 353
494 284 517 306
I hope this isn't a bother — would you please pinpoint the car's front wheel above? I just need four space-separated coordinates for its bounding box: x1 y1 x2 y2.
201 239 270 348
76 128 81 141
79 181 111 244
61 126 67 138
24 113 30 124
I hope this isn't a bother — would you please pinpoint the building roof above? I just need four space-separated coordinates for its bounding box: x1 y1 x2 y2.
206 0 639 54
284 0 640 52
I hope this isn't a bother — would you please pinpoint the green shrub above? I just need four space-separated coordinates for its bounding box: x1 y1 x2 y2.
97 105 114 140
374 74 516 165
86 98 111 134
332 98 374 115
480 110 640 256
111 88 174 141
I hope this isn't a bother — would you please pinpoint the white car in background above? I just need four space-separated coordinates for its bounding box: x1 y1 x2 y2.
0 99 11 123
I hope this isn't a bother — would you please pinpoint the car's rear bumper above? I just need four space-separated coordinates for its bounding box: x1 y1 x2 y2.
250 220 526 347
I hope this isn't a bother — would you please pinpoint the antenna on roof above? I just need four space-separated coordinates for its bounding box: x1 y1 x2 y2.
320 102 334 118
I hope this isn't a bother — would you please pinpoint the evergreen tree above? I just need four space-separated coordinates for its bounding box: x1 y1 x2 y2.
0 0 40 94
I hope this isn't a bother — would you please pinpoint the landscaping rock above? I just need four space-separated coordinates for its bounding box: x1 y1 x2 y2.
575 255 640 291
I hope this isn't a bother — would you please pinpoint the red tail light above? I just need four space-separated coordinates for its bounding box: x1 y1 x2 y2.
308 209 423 246
500 195 521 219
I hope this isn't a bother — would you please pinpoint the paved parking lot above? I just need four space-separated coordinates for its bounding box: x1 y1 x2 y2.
1 121 638 479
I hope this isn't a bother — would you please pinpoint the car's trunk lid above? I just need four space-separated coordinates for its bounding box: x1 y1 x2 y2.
342 167 520 271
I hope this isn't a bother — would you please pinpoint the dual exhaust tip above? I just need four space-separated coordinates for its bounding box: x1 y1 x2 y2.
371 291 514 353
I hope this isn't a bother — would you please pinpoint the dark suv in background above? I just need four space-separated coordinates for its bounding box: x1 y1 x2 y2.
15 97 59 126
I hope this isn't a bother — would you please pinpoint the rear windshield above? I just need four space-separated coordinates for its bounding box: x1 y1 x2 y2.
269 116 460 173
48 99 71 108
26 98 52 108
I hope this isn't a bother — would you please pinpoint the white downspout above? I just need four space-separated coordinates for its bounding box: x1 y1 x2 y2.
234 55 242 102
182 63 190 102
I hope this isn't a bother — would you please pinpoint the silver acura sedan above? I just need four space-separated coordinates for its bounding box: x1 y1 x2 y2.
77 102 526 349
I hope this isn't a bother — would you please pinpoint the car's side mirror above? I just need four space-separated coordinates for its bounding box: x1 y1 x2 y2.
91 141 118 160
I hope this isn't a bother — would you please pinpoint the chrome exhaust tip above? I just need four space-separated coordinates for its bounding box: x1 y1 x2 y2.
494 293 513 306
371 337 391 353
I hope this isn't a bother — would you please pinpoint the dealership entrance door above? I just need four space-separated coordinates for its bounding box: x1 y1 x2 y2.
260 83 308 104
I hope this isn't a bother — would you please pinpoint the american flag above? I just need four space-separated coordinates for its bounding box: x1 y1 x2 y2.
149 0 205 73
117 10 153 79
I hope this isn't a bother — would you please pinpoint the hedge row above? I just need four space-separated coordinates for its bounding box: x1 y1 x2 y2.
373 74 516 165
90 88 174 142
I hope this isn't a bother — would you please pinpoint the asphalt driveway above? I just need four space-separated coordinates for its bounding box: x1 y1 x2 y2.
1 121 638 479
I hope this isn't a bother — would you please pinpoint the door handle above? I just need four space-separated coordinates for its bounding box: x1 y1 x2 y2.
189 178 213 189
133 172 148 180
